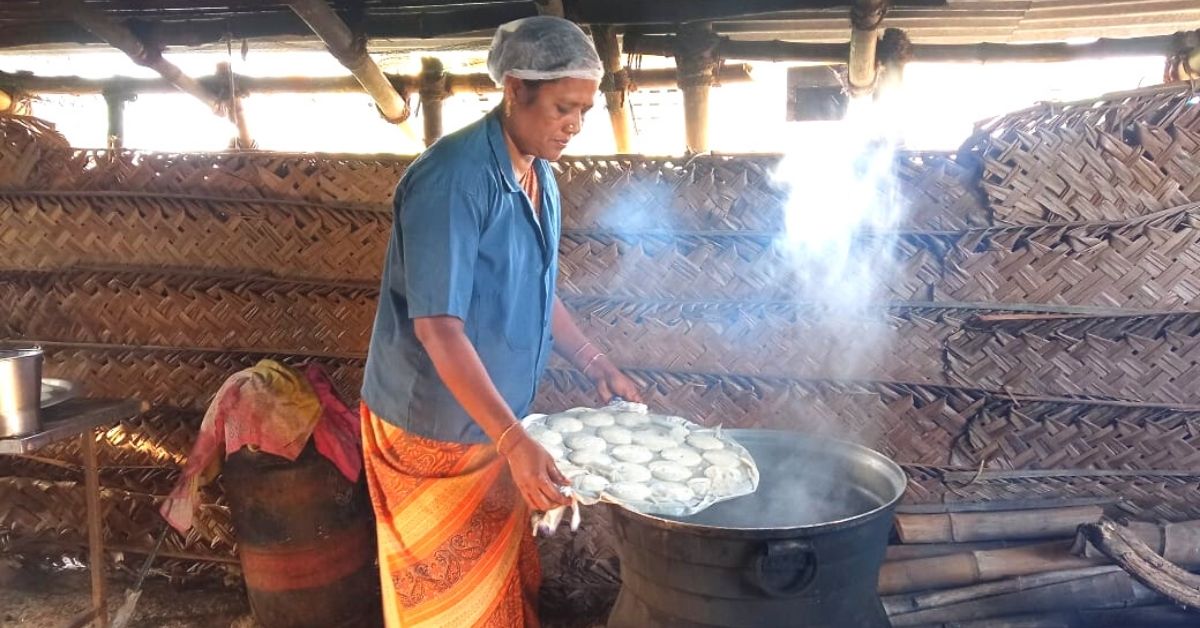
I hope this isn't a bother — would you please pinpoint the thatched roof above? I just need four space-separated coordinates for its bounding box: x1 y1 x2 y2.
3 1 1199 52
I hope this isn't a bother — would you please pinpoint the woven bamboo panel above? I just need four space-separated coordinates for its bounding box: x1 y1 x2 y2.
555 156 786 233
71 150 407 208
0 269 376 355
1137 123 1200 202
964 83 1200 225
37 150 979 234
38 345 364 411
557 153 986 234
894 152 990 231
0 476 235 558
905 468 1200 522
946 312 1200 404
558 231 940 302
958 399 1200 472
563 297 953 383
0 115 85 189
0 193 390 282
939 204 1200 309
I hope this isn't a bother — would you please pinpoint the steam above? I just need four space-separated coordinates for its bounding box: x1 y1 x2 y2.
772 98 908 446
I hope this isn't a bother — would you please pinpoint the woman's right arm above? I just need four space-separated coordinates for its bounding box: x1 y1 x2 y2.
414 315 569 511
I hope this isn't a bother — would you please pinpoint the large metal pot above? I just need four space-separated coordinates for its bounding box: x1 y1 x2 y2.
607 429 907 628
0 347 43 438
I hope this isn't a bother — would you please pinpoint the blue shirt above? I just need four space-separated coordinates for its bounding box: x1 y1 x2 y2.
361 110 560 444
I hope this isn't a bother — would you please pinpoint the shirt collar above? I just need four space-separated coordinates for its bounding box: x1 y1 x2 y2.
486 108 520 193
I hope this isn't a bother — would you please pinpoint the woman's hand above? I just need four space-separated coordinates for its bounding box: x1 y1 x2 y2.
587 357 643 404
502 431 571 512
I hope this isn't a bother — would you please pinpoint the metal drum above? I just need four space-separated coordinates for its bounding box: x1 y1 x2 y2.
607 429 907 628
224 444 381 628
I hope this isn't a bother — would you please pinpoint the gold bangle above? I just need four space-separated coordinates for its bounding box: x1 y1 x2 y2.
570 341 595 366
582 352 607 377
495 422 523 455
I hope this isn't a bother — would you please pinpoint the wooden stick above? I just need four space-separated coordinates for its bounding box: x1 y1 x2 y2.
895 506 1104 544
81 428 109 628
1080 518 1200 610
883 566 1122 616
1074 519 1200 568
878 541 1106 595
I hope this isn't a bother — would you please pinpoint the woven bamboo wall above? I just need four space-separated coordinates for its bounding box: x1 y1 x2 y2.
2 82 1200 611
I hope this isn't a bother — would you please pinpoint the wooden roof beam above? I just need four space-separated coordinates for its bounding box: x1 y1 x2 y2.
40 0 252 146
288 0 411 124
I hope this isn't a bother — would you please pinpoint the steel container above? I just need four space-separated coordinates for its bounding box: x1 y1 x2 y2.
0 347 43 437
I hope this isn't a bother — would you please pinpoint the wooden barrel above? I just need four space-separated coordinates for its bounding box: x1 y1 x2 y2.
224 444 381 628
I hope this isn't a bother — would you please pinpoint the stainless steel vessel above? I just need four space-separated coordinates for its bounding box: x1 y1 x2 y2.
0 347 44 437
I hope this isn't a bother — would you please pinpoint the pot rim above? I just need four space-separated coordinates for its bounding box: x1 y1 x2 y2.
612 429 908 537
0 346 43 361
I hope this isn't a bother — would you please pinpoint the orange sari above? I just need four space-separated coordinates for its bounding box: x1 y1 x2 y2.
361 404 541 627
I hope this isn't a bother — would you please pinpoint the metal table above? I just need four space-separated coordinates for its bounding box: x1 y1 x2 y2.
0 398 145 628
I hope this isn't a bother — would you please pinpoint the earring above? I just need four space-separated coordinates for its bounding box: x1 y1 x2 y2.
504 98 512 118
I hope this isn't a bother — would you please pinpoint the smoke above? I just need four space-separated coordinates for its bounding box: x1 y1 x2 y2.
771 98 908 446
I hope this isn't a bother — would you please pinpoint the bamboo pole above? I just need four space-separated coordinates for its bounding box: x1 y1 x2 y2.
883 565 1122 617
216 62 253 149
43 0 224 114
101 90 128 150
419 56 446 147
878 541 1106 595
593 25 635 154
848 0 887 96
624 30 1200 65
894 506 1104 544
888 570 1157 627
288 0 411 124
0 66 753 97
886 540 1035 562
675 22 719 154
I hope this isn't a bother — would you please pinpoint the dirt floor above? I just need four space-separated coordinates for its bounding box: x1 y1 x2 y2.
0 562 249 627
0 560 605 628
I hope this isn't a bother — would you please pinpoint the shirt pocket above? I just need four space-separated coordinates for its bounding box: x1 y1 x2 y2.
472 281 543 352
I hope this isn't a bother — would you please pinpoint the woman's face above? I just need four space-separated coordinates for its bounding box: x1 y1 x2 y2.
506 77 598 160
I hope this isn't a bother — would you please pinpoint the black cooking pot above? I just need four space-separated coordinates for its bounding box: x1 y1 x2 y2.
607 429 907 628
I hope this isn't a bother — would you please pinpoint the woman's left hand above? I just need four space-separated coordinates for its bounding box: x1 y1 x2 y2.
587 357 643 404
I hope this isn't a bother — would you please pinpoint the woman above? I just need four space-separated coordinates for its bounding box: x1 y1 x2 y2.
360 16 642 628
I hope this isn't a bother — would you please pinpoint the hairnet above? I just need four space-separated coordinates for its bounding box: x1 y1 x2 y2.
487 16 604 87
